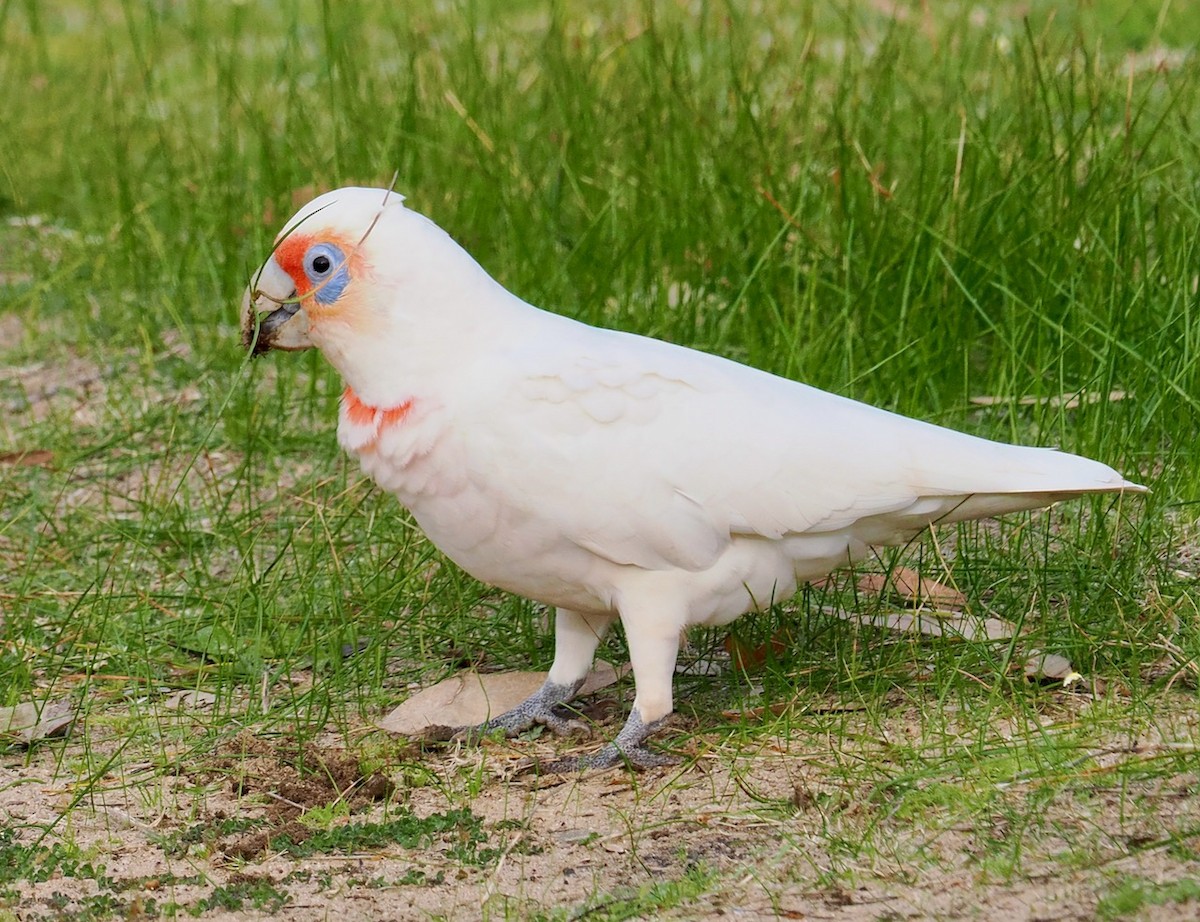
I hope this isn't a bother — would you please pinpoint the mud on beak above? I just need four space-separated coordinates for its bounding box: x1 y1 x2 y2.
240 258 314 356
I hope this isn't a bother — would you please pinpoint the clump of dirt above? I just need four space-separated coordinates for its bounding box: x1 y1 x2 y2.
220 819 313 862
202 732 394 859
214 732 394 808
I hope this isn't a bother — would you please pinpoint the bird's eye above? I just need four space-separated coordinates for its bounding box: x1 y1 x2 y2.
305 243 341 279
300 242 350 304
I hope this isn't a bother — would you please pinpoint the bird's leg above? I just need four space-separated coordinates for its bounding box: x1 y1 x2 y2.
472 608 615 737
552 605 683 771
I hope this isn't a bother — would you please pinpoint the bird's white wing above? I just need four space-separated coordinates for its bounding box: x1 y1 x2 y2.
453 310 1138 573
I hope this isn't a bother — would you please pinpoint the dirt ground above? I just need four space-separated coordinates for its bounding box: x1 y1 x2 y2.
2 690 1199 922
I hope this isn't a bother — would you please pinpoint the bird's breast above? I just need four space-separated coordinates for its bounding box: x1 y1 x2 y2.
337 391 612 610
337 387 457 499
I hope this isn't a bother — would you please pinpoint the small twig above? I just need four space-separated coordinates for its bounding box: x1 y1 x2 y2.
754 184 821 246
262 791 307 812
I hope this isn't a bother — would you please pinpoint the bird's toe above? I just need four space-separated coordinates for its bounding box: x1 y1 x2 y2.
539 711 593 738
544 741 679 773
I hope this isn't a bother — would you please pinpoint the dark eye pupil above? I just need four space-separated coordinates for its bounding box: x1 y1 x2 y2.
312 254 331 274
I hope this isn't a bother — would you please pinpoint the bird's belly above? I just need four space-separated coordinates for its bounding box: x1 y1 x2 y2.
679 538 807 627
633 531 874 629
353 435 874 621
371 470 612 612
416 502 611 611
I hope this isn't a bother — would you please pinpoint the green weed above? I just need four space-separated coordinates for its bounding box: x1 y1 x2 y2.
273 807 493 864
194 877 291 915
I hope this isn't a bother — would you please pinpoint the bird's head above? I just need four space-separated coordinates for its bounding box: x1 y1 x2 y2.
241 186 404 356
242 185 524 405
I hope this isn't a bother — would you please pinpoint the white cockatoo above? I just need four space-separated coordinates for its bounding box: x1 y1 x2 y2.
242 187 1144 769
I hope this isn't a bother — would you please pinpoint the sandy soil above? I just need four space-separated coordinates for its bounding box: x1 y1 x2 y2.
2 689 1199 921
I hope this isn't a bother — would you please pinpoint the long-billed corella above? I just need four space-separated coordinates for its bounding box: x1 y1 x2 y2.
242 187 1144 770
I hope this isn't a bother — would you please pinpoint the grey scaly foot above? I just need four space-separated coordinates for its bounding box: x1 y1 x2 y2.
545 711 677 772
455 677 587 743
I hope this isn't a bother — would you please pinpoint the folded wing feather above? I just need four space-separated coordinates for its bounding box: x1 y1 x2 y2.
463 310 1141 574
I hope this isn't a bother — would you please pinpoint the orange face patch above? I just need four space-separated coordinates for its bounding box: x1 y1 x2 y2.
273 232 318 295
271 230 361 300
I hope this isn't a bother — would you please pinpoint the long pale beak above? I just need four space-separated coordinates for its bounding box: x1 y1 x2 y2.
241 258 314 355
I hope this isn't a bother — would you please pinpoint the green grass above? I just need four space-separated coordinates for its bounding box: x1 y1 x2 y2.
1 0 1198 919
1098 875 1200 919
537 863 721 922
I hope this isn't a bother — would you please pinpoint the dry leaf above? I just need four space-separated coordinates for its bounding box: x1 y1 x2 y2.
161 689 217 710
723 629 794 671
0 449 53 468
577 660 627 696
377 662 625 736
378 671 543 735
839 609 1017 641
1023 651 1106 695
857 567 966 608
1024 651 1080 683
0 698 75 745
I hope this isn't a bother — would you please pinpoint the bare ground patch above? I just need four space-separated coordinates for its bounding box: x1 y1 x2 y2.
1 686 1199 921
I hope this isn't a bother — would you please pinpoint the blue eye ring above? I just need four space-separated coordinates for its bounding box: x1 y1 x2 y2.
303 243 350 304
